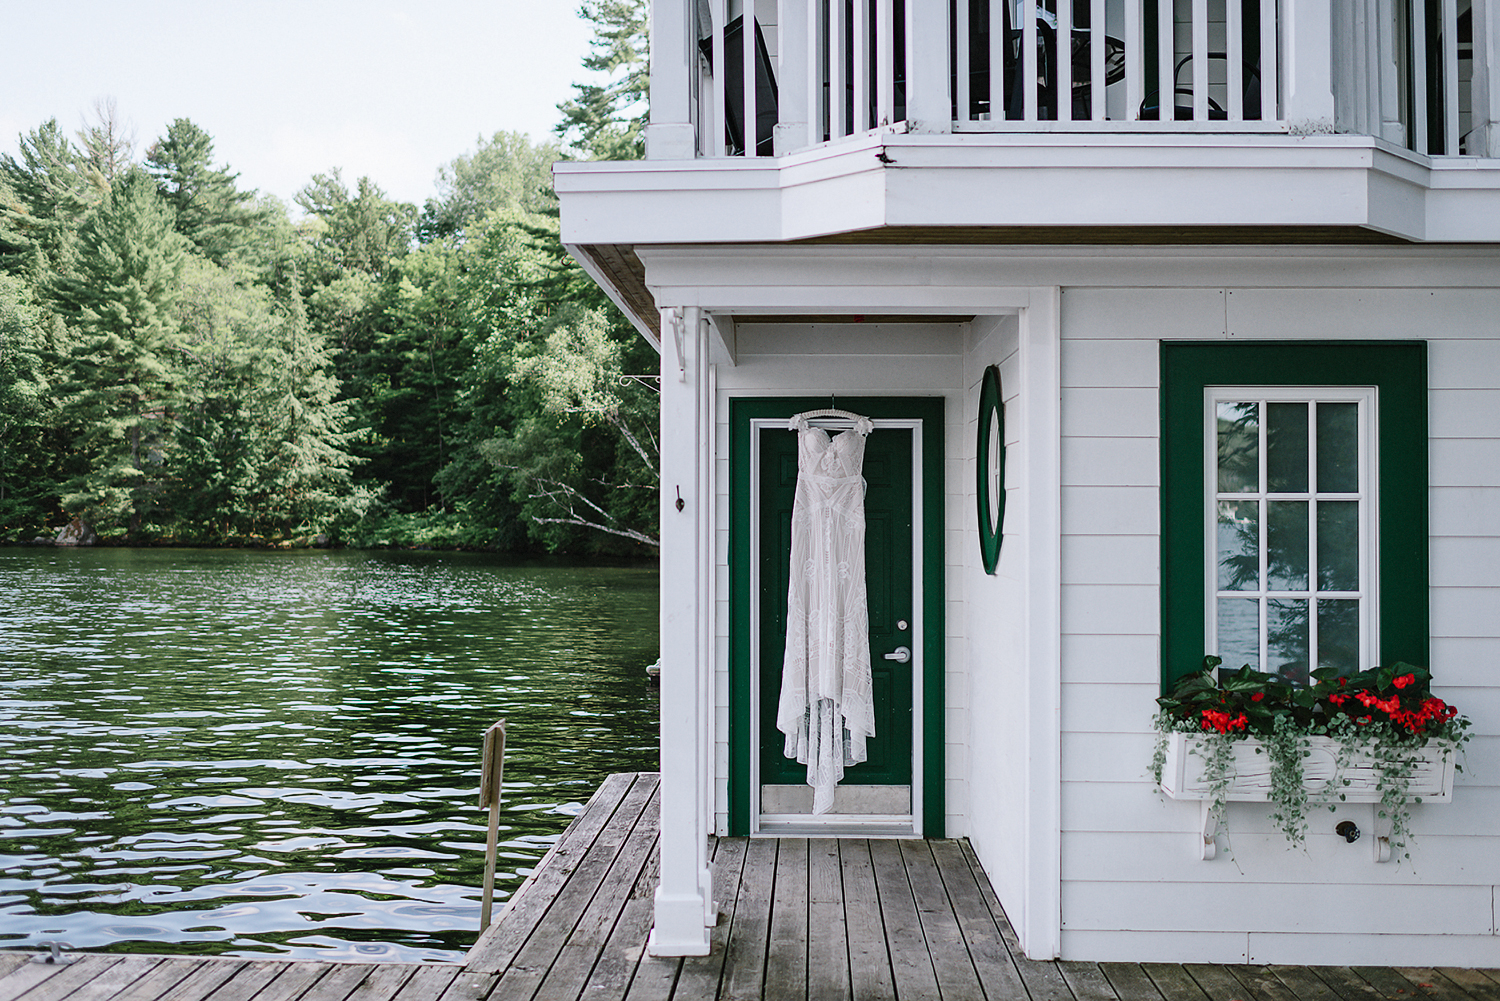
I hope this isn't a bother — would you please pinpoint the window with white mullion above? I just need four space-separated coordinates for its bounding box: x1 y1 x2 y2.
1206 388 1375 684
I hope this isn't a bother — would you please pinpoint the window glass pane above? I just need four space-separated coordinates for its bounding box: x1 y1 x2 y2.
1317 502 1359 591
1266 501 1309 591
1266 402 1309 493
1217 401 1259 492
1217 598 1260 671
1268 598 1310 683
1317 402 1359 493
1317 599 1359 676
1217 500 1259 591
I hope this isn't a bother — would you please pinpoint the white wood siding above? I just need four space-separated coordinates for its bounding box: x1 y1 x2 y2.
962 314 1028 915
712 322 965 835
1058 283 1500 966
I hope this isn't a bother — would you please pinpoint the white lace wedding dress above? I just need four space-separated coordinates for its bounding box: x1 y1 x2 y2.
776 413 876 815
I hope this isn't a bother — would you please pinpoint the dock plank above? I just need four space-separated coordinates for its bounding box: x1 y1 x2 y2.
1307 966 1387 1001
292 964 384 1001
1185 963 1260 1001
196 959 285 1001
387 964 462 1001
868 838 940 1001
806 839 850 1001
930 839 1031 1001
1140 964 1211 1001
898 840 984 1001
764 838 808 1001
1394 968 1482 1001
958 840 1072 1001
838 840 896 1001
107 959 208 1001
1352 966 1433 1000
1230 966 1305 1001
1057 962 1120 1001
1266 966 1349 1001
718 837 777 1001
0 956 30 982
492 773 658 997
1100 963 1165 1001
1431 968 1500 1001
533 783 661 1001
580 834 661 1001
664 836 746 1001
435 971 499 1001
0 957 77 1001
468 772 640 975
27 956 166 1001
149 958 245 1001
10 955 128 1001
342 963 421 1001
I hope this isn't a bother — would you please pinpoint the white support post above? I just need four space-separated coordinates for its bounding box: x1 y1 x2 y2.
1475 0 1500 157
906 0 953 131
1282 0 1335 133
1018 289 1062 961
776 0 812 152
647 0 698 158
649 306 713 957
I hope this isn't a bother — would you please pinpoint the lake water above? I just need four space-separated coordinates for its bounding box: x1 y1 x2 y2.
0 548 659 963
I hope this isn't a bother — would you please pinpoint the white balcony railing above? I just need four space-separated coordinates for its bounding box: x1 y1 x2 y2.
645 0 1500 159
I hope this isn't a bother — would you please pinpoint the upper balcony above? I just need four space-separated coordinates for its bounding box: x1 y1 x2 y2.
660 0 1497 154
556 0 1500 249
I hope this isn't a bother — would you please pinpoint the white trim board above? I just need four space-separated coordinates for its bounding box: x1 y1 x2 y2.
747 415 926 839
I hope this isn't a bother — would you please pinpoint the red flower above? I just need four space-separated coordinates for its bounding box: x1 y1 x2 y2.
1393 673 1416 689
1327 693 1349 706
1251 692 1265 702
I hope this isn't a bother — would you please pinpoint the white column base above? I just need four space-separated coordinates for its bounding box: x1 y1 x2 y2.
648 889 712 956
645 123 697 160
700 864 716 927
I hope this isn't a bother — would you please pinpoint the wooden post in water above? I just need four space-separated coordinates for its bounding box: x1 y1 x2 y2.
478 719 506 931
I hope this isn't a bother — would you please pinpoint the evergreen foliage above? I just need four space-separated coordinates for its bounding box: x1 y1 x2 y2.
0 0 660 551
555 0 650 160
146 118 269 265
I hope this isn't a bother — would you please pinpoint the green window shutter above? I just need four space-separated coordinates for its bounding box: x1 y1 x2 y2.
1159 342 1428 691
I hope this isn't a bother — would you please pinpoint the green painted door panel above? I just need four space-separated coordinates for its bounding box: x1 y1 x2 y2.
757 426 914 786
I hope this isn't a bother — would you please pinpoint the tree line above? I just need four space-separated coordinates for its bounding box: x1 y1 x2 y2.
0 1 656 554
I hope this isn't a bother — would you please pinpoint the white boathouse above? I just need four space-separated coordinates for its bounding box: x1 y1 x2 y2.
553 0 1500 967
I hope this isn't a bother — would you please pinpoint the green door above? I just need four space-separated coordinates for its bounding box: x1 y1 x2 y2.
730 396 945 836
758 425 914 791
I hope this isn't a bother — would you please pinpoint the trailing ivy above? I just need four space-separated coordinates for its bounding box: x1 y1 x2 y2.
1154 656 1471 858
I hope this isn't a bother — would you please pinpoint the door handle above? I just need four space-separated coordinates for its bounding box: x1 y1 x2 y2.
883 645 912 664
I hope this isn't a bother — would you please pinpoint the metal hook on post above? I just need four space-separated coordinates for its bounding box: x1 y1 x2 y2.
670 309 687 382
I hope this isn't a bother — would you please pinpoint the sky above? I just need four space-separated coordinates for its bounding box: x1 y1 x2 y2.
0 0 597 210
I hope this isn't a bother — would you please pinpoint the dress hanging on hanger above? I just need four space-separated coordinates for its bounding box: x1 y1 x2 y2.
777 407 876 815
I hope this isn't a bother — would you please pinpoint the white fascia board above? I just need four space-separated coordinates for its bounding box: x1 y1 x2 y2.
555 135 1500 245
1425 158 1500 242
635 245 1500 299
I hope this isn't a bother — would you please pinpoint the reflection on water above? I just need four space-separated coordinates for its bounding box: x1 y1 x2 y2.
0 548 659 962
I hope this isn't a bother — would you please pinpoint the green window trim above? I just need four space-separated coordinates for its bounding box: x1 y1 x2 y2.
1160 342 1428 691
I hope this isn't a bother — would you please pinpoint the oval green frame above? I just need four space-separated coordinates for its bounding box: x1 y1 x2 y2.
976 364 1005 574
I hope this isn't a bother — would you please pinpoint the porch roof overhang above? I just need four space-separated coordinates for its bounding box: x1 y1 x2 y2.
555 132 1500 342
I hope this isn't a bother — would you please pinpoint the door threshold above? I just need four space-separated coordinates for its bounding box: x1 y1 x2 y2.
755 814 916 838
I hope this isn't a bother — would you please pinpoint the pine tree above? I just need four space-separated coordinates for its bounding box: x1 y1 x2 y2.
145 118 267 265
0 119 92 278
555 0 650 160
50 167 188 535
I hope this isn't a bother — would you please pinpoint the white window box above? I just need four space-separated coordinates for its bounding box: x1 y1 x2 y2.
1157 732 1457 861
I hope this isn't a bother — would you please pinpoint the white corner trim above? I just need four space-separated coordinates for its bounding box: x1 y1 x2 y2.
1018 287 1063 960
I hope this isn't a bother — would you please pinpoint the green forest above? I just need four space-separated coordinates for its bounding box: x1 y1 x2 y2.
0 1 658 555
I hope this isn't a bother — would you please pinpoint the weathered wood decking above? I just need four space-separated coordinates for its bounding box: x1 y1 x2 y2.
5 771 1500 1001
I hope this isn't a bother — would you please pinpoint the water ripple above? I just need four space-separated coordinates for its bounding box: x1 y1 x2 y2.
0 548 658 962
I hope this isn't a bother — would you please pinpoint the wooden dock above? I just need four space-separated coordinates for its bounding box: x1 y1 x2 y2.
5 771 1500 1001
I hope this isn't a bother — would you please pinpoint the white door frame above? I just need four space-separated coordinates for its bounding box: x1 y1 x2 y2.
748 415 926 837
